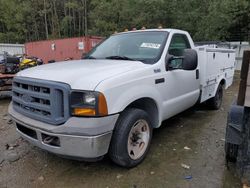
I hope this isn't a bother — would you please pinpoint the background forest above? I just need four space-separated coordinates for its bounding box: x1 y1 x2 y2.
0 0 249 43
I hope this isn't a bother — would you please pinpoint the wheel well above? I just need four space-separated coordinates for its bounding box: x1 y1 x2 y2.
220 79 226 88
125 98 159 128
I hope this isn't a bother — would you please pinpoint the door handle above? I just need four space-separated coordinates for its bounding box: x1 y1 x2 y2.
196 69 199 79
155 78 165 84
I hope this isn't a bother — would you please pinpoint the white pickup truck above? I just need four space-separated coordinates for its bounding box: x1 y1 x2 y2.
9 29 235 167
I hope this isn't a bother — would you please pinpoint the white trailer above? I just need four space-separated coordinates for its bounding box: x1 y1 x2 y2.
0 43 25 55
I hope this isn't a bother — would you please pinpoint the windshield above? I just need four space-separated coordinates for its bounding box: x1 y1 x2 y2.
85 31 169 64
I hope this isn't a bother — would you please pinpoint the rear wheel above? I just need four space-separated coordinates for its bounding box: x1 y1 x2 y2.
109 108 152 168
207 84 223 110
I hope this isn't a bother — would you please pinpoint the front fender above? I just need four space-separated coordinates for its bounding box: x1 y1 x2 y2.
103 84 163 126
212 77 226 97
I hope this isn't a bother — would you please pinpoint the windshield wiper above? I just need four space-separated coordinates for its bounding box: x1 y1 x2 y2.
105 56 136 61
84 56 96 59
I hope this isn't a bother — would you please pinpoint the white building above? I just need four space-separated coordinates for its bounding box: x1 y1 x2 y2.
0 43 25 56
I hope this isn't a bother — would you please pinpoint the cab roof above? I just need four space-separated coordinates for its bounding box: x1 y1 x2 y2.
117 28 188 35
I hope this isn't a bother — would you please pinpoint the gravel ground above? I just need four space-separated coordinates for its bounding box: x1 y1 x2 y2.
0 74 242 188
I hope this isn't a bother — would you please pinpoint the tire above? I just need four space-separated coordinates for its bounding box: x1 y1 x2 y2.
207 84 223 110
225 142 238 163
109 108 153 168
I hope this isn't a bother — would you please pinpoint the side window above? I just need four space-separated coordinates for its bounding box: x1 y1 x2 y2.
167 34 191 69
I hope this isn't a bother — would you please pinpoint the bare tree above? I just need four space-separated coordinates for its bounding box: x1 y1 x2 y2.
44 0 49 39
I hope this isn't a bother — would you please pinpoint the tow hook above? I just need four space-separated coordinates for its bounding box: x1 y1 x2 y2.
42 134 60 147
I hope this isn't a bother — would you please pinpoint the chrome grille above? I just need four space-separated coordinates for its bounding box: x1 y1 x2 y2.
12 77 70 125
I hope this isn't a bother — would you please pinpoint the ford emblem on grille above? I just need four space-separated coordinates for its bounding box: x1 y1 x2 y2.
22 94 34 103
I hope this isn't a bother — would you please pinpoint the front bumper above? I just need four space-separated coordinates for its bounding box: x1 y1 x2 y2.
8 103 119 159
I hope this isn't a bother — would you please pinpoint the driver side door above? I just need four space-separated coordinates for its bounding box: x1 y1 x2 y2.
162 33 200 119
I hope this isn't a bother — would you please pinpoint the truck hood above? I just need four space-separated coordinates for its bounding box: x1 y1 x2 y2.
17 59 146 90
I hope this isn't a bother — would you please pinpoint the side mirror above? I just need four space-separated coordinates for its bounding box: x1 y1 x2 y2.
166 55 183 70
182 49 198 71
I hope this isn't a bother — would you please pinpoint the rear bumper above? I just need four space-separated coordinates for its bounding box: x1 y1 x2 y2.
9 103 119 159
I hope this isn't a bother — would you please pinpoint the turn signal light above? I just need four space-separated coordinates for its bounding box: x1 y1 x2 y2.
98 93 108 116
73 108 96 116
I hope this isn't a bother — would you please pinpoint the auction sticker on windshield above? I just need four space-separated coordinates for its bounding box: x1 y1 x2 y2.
140 43 161 49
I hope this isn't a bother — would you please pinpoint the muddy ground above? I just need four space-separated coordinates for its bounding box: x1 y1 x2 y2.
0 74 242 188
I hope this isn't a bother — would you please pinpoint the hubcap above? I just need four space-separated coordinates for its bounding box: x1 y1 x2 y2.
127 119 150 160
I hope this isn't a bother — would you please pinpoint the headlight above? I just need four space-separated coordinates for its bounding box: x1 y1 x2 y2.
70 91 108 117
83 93 96 106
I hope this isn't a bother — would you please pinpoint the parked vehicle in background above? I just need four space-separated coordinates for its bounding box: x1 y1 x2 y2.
0 53 44 74
9 29 235 167
0 53 20 74
0 53 44 92
0 53 18 92
19 56 43 70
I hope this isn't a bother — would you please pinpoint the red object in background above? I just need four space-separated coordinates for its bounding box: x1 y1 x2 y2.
25 36 103 63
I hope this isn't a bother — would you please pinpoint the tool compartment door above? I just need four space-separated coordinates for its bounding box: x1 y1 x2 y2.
221 51 235 88
199 47 235 103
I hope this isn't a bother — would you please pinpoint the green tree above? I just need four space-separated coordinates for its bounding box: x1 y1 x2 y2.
0 0 249 43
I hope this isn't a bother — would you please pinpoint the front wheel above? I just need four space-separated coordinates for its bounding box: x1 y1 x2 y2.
109 108 152 168
207 84 223 110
